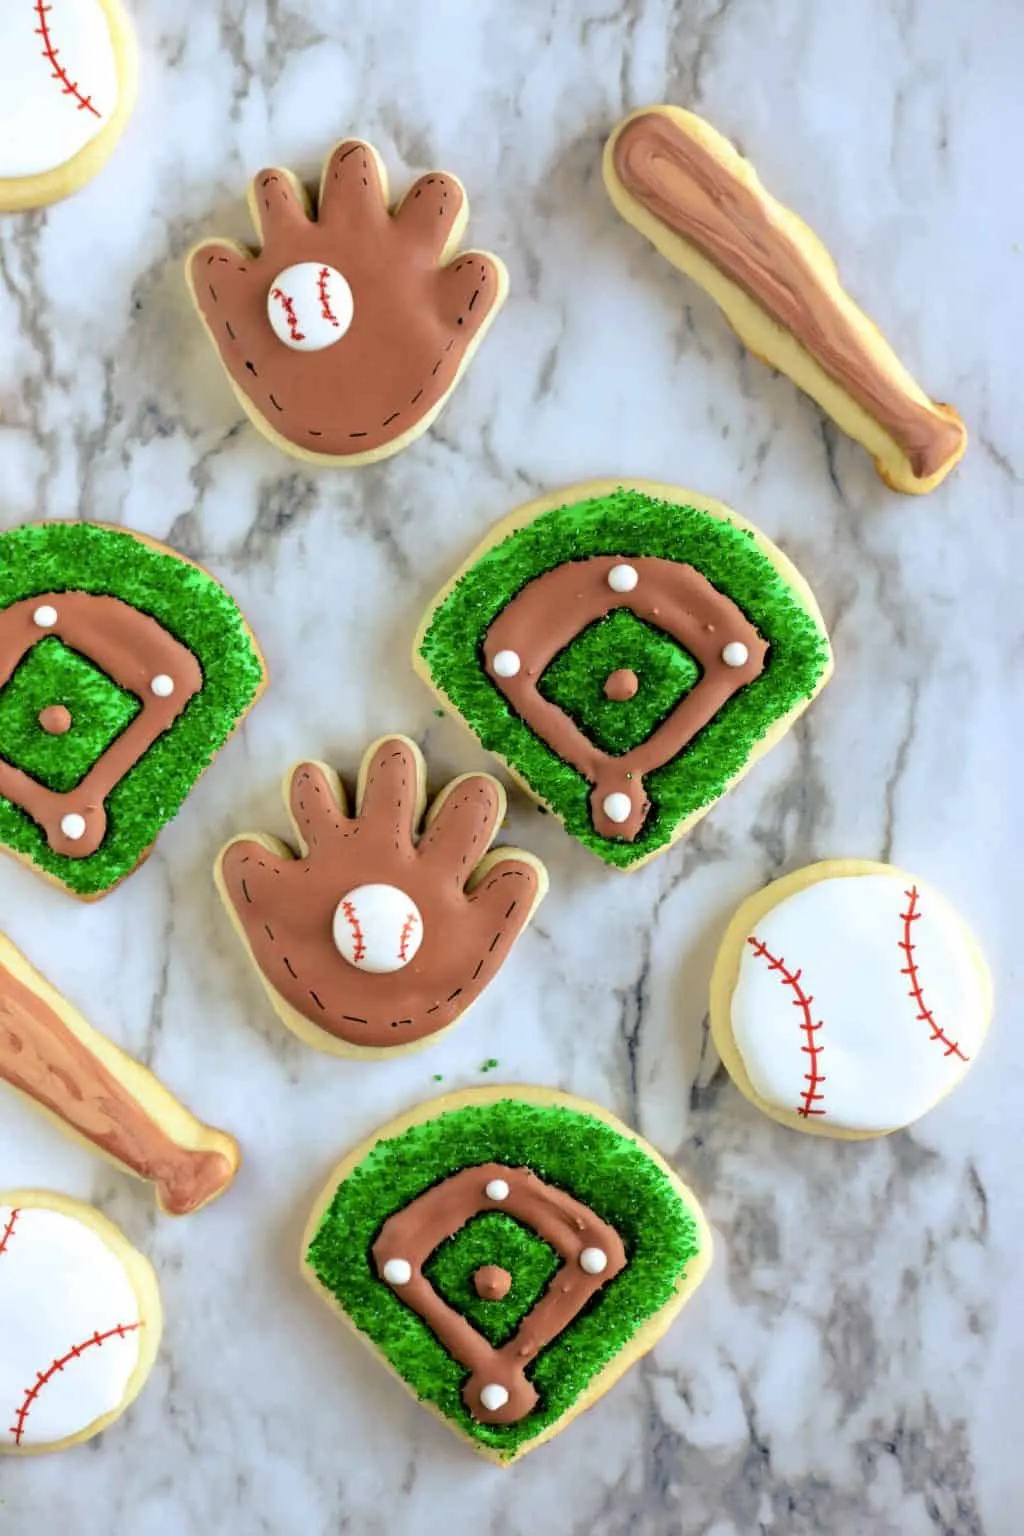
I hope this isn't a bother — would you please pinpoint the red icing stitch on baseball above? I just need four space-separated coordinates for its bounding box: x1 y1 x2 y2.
0 1208 19 1256
746 936 826 1117
270 287 305 343
10 1321 142 1445
34 1 102 119
398 910 418 963
317 266 340 327
339 898 366 964
899 886 968 1061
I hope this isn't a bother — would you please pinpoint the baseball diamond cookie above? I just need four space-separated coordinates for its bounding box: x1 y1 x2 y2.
709 860 992 1138
0 1191 161 1455
302 1086 711 1463
186 139 507 466
0 521 266 899
0 932 239 1214
215 735 547 1057
416 480 832 870
604 107 967 495
0 0 138 212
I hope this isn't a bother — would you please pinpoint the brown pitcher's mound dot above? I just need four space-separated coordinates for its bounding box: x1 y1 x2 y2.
473 1264 512 1301
38 705 72 735
603 668 639 702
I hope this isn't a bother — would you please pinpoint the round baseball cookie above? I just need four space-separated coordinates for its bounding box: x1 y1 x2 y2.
0 521 267 899
0 1190 161 1456
302 1085 711 1464
0 0 138 213
709 860 992 1139
415 480 832 870
214 735 547 1057
186 139 507 467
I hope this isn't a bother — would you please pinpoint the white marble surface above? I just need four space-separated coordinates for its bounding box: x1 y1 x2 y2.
1 1 1021 1531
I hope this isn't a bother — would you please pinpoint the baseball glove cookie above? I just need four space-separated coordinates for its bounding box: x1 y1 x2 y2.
0 521 266 899
187 139 507 466
0 0 137 212
709 860 992 1138
0 1191 161 1456
416 480 832 870
302 1086 711 1463
216 735 546 1057
604 107 967 495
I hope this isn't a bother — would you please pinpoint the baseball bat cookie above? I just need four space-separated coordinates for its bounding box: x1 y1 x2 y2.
215 735 547 1057
186 139 507 466
709 860 992 1139
0 933 239 1214
0 520 266 899
604 107 967 494
0 0 138 212
302 1085 711 1463
416 480 832 870
0 1191 161 1455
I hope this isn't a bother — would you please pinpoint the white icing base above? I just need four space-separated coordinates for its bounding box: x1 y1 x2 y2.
0 1 120 180
730 872 987 1133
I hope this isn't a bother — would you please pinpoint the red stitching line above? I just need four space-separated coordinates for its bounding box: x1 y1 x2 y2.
340 898 366 963
270 286 305 343
398 910 418 962
10 1322 142 1445
317 266 341 327
898 886 968 1061
746 936 826 1117
0 1208 19 1256
34 1 102 118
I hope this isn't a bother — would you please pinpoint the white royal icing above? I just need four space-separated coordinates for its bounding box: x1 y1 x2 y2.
491 650 521 678
332 884 424 974
0 1 120 180
485 1179 509 1202
0 1203 142 1449
480 1383 509 1411
267 263 354 352
579 1246 608 1275
33 605 58 628
730 872 987 1133
607 563 638 593
382 1258 412 1287
602 792 632 824
60 812 86 840
150 674 174 698
721 642 749 668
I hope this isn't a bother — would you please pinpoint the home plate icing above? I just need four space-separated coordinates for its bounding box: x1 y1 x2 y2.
731 872 988 1133
0 1 120 180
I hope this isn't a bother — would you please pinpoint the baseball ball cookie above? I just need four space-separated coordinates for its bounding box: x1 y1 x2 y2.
0 1190 161 1455
416 480 832 870
302 1086 711 1463
604 107 967 495
0 0 138 213
0 932 239 1214
0 521 266 899
709 860 992 1138
215 735 547 1057
186 139 507 466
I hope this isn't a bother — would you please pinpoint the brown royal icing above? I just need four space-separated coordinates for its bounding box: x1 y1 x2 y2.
484 555 766 842
613 114 965 482
0 960 233 1215
0 592 202 857
220 739 540 1048
373 1164 627 1425
190 141 502 457
474 1265 512 1301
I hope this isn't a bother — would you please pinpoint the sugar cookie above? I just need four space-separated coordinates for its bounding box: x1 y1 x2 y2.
302 1085 711 1463
0 1190 161 1455
709 860 992 1138
186 140 507 466
0 521 267 899
416 480 832 870
604 107 967 495
215 735 546 1057
0 0 137 212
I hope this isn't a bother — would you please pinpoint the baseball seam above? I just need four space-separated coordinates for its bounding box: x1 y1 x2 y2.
746 935 826 1117
0 1208 19 1256
9 1322 142 1446
317 266 341 327
34 1 102 119
398 910 418 962
270 286 305 343
340 898 366 963
899 886 968 1060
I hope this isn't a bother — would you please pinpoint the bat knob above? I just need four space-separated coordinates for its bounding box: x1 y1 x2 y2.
157 1145 238 1216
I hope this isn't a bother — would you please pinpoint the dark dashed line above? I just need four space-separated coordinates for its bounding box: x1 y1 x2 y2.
241 879 251 904
283 957 297 978
505 901 518 919
264 924 274 940
488 932 502 952
382 412 399 426
472 960 484 980
245 360 258 376
208 285 218 303
225 320 235 339
411 388 423 404
468 288 479 311
269 394 284 411
343 1014 368 1025
309 990 326 1011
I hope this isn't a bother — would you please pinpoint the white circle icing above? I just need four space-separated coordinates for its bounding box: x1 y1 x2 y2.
60 813 87 841
607 563 639 593
267 263 354 352
33 605 58 628
332 884 423 974
480 1383 509 1412
492 650 521 678
0 1203 143 1450
602 792 632 824
150 674 174 698
579 1246 608 1275
484 1179 510 1202
0 0 120 180
730 871 988 1134
721 641 749 668
382 1258 412 1287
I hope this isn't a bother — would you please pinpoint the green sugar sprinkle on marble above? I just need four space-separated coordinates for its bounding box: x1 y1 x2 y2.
305 1097 704 1458
0 522 265 896
418 487 831 868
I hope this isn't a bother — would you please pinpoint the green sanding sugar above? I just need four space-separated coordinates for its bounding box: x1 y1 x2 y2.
305 1097 704 1458
424 1211 560 1347
418 487 831 867
0 523 265 896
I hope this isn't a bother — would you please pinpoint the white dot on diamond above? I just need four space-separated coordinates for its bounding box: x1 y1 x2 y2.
151 674 175 697
60 813 87 841
721 642 749 668
382 1258 412 1287
33 605 58 628
485 1179 510 1202
602 792 632 824
480 1383 510 1412
607 563 638 593
580 1246 608 1275
492 650 521 678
